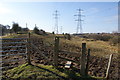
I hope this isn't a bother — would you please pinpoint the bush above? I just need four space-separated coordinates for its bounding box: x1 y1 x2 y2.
52 31 55 34
100 35 112 41
33 27 40 35
109 36 120 45
64 33 71 40
88 34 112 41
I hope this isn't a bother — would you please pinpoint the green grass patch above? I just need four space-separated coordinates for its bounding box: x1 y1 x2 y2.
2 64 105 80
3 64 66 79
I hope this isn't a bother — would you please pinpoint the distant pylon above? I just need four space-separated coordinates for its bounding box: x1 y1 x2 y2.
53 10 59 34
60 26 62 34
26 23 27 28
74 8 84 34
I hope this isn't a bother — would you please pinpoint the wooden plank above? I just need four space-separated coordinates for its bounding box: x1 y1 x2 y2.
54 36 59 67
1 45 26 49
85 49 90 75
80 43 86 76
106 54 113 80
65 61 72 68
1 42 27 44
0 53 27 57
0 49 26 53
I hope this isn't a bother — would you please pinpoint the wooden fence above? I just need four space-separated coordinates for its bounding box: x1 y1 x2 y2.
53 36 113 79
53 36 91 76
0 34 113 79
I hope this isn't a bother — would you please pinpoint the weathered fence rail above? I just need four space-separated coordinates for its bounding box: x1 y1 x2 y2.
0 37 29 70
106 54 113 80
1 45 26 49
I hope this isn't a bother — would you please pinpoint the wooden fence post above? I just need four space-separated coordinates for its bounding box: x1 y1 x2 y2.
106 54 113 80
54 36 59 67
80 43 86 76
27 32 31 65
85 49 90 75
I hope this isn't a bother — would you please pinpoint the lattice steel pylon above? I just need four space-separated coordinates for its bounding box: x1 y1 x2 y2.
53 10 59 34
74 8 84 34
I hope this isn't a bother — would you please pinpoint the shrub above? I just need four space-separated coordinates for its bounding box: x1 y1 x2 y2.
88 34 112 41
33 27 40 35
100 35 112 41
109 36 120 45
64 33 71 40
39 29 47 35
52 31 55 34
12 23 22 33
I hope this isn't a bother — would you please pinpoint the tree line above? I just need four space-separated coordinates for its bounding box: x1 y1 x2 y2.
0 22 29 36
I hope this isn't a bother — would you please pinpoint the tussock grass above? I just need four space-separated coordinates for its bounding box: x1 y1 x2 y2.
60 36 118 58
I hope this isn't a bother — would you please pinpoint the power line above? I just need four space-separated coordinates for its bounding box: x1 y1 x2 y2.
74 8 84 34
53 10 59 34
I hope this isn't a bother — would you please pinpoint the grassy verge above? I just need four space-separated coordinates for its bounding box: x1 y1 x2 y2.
2 63 106 80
